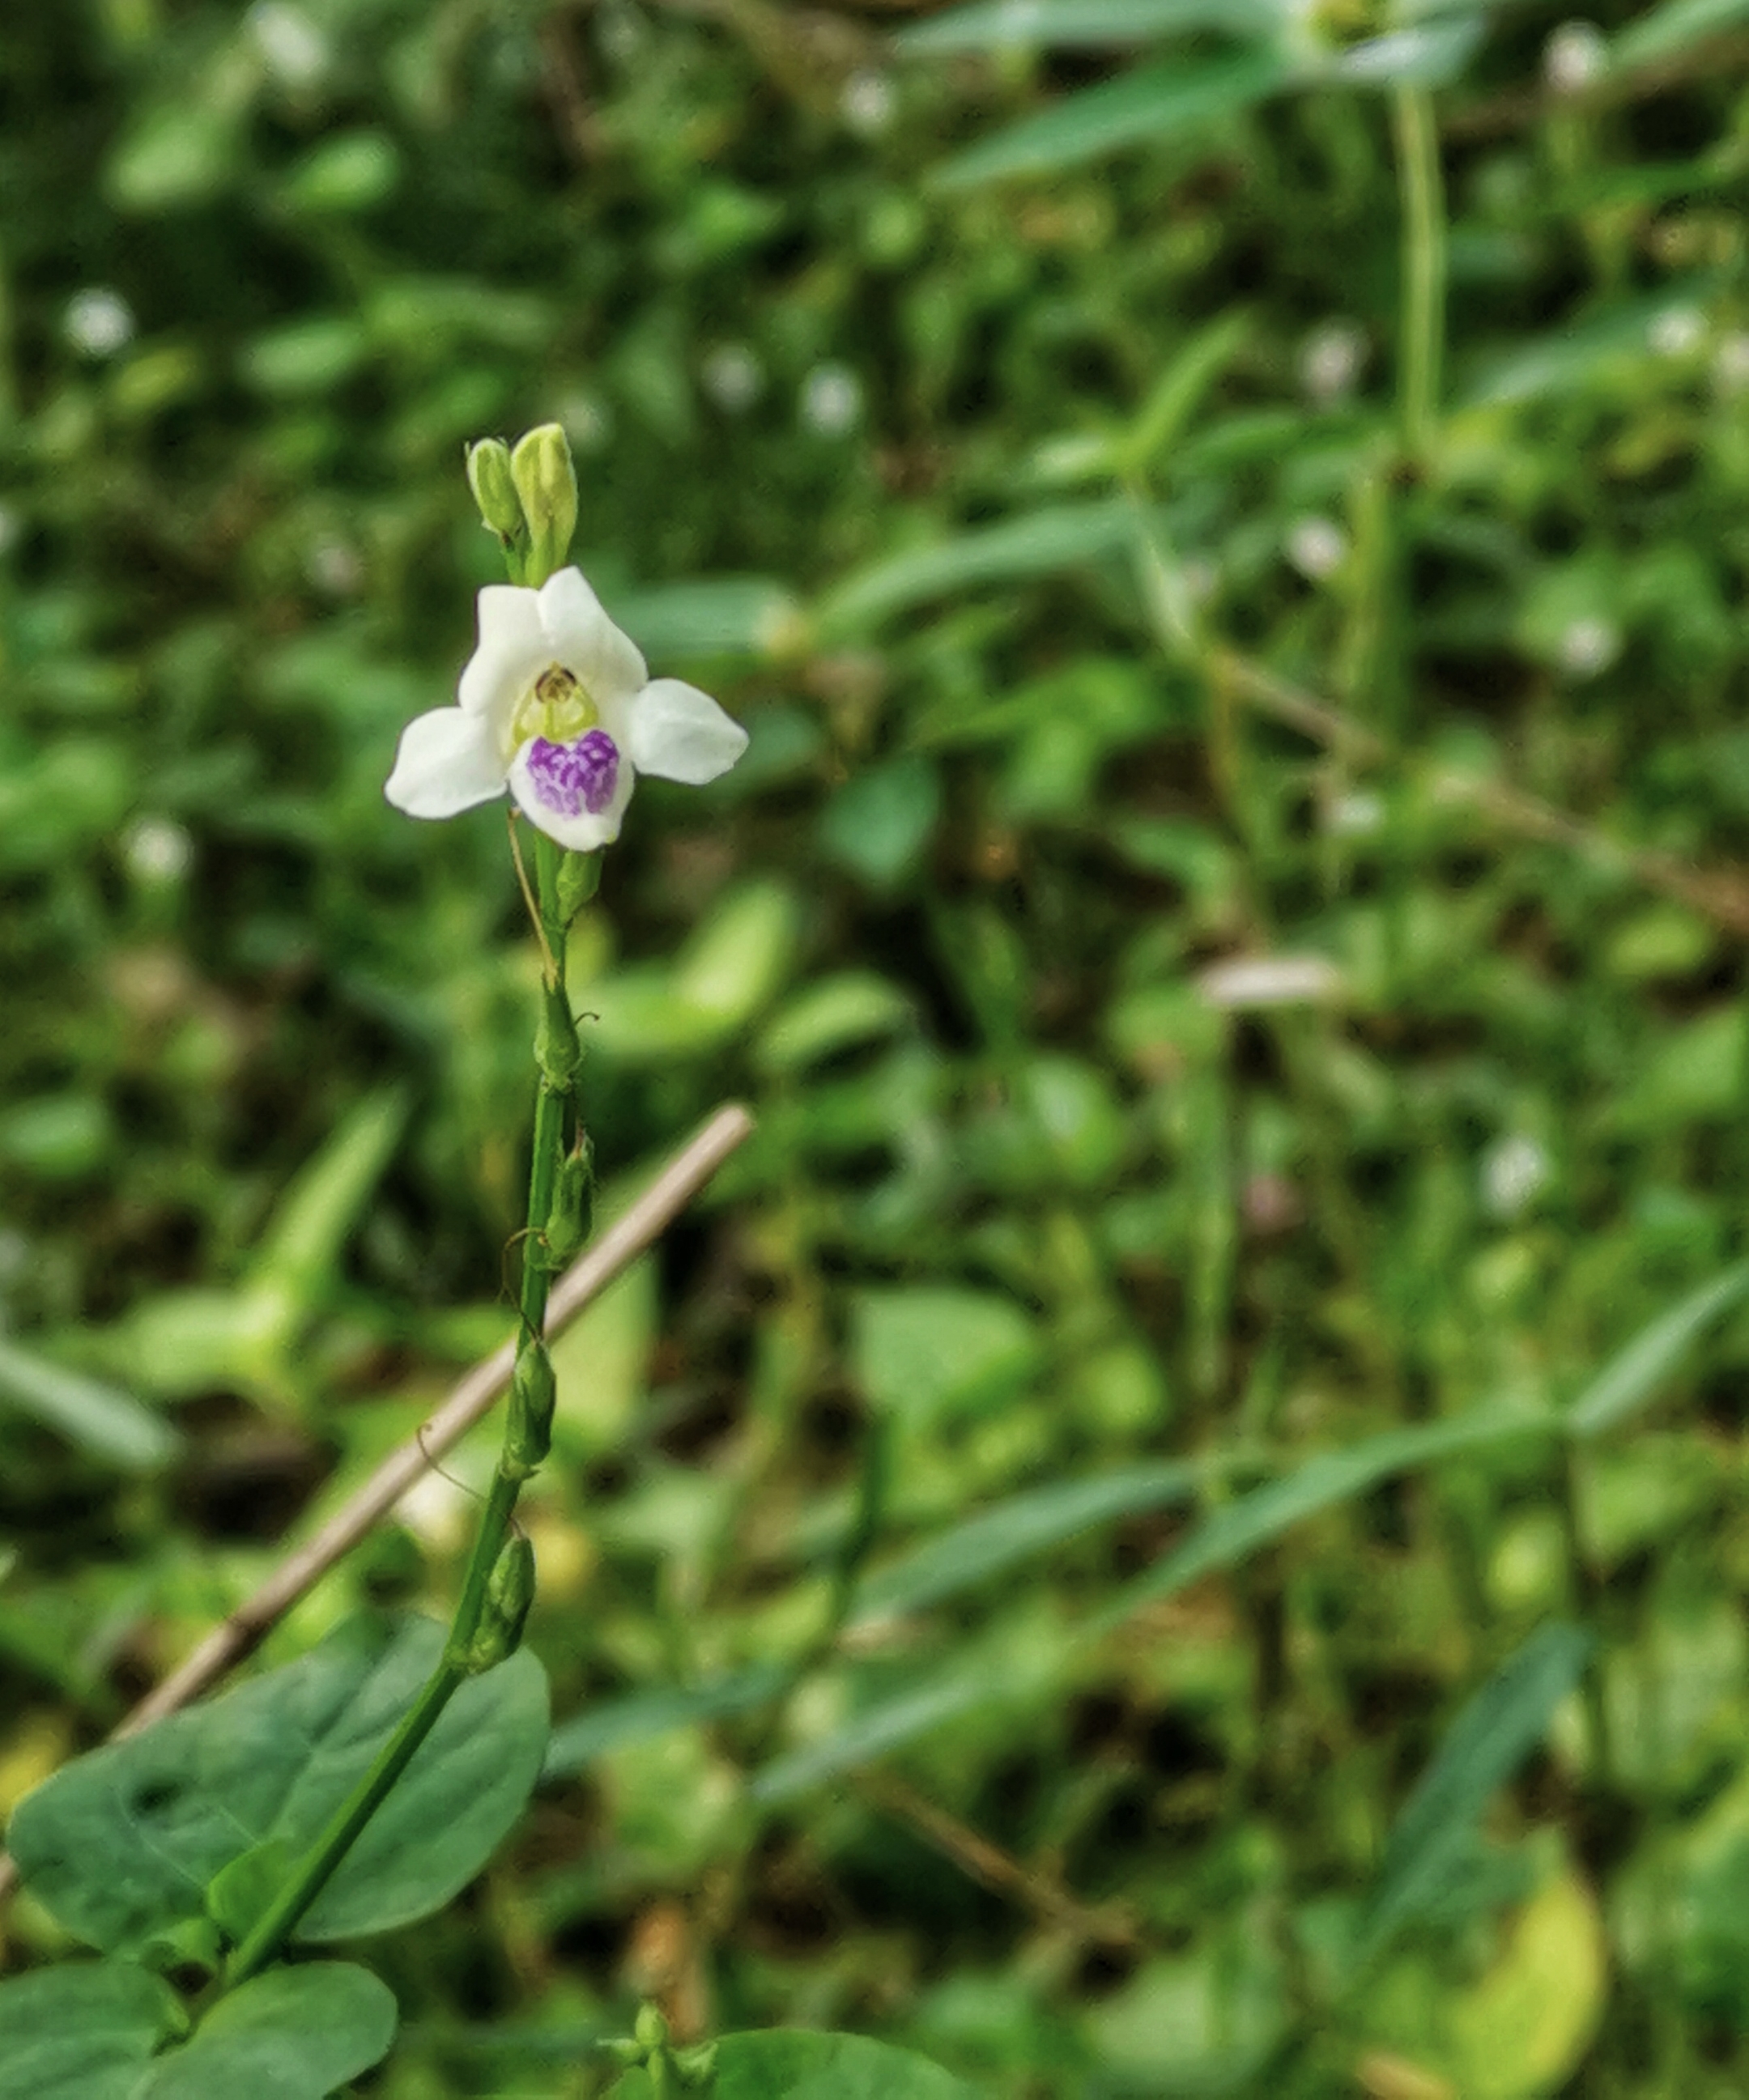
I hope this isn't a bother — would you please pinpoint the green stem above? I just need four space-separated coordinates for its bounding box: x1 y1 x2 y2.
228 839 575 1987
1390 83 1447 465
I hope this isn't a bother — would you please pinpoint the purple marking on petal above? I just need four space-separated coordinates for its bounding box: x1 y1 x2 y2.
526 730 620 818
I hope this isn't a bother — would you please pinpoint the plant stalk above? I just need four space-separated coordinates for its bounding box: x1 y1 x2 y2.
1390 83 1447 465
227 836 577 1987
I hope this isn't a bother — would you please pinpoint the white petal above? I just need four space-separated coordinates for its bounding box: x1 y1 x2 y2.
626 678 749 785
458 585 547 716
385 708 506 818
507 737 635 852
537 567 647 708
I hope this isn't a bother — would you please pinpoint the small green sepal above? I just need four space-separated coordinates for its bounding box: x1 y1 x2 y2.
556 847 602 923
535 983 581 1090
544 1137 594 1269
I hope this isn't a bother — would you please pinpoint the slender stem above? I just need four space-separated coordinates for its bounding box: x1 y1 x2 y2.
1390 83 1447 465
228 841 576 1987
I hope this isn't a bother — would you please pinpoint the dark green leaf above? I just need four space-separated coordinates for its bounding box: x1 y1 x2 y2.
852 1458 1209 1622
932 51 1287 189
136 1962 396 2099
0 1337 178 1471
543 1663 794 1780
899 0 1283 52
7 1613 548 1953
0 1962 183 2100
1357 1624 1593 1962
1102 1412 1557 1626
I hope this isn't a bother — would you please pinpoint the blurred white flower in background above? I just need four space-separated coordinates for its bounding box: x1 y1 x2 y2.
1287 515 1349 582
1299 320 1368 406
1650 306 1705 358
702 343 765 414
1558 615 1621 679
1543 20 1606 94
65 288 134 359
246 1 327 88
122 817 194 885
308 538 364 597
801 363 862 436
1325 790 1384 837
1483 1135 1551 1218
841 70 896 136
1712 334 1749 394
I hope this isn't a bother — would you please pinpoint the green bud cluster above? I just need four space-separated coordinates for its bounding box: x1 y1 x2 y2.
466 1535 536 1673
603 2006 719 2096
463 423 580 587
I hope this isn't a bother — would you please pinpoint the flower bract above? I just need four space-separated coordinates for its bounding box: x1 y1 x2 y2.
385 567 749 850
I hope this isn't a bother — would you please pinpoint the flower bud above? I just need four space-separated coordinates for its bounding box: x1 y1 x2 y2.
505 1340 556 1477
535 982 581 1091
467 1534 536 1673
555 846 601 925
466 438 525 543
510 422 578 585
545 1137 594 1270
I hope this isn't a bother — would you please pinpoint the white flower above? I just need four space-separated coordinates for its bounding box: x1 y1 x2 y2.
385 567 748 851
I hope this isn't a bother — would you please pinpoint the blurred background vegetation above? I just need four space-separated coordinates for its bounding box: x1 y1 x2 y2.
3 0 1749 2093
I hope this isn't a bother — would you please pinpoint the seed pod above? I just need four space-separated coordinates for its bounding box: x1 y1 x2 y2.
535 983 581 1091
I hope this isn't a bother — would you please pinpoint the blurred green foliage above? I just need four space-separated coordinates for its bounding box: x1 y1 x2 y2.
3 0 1749 2093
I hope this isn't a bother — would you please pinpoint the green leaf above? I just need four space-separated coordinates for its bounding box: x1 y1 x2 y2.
0 1336 178 1471
7 1613 548 1953
751 1659 1018 1804
543 1663 794 1780
1117 309 1251 478
1564 1265 1749 1439
0 1962 184 2100
850 1286 1040 1431
1615 0 1749 68
611 2028 976 2100
755 974 914 1076
1103 1411 1557 1626
932 50 1287 189
851 1458 1210 1622
204 1840 292 1947
818 499 1140 634
611 578 802 661
136 1962 396 2100
1318 19 1486 87
898 0 1283 52
819 756 943 889
1357 1625 1593 1962
249 1088 409 1308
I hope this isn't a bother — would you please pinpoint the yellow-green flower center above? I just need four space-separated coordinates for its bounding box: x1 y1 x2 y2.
512 663 599 750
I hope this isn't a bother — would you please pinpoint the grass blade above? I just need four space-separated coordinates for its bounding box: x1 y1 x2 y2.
932 50 1287 189
1564 1262 1749 1439
899 0 1283 53
1356 1622 1593 1962
0 1336 179 1470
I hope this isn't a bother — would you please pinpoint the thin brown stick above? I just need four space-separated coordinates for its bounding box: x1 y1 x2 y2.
0 1105 753 1904
853 1771 1138 1948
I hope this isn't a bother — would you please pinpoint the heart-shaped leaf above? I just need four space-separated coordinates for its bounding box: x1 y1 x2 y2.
8 1613 548 1953
135 1962 396 2099
0 1962 184 2100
